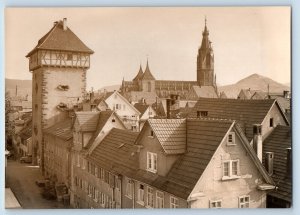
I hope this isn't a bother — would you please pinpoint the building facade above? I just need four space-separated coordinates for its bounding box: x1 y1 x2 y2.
26 18 93 169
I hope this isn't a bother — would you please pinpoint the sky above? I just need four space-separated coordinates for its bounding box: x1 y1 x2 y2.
5 7 291 90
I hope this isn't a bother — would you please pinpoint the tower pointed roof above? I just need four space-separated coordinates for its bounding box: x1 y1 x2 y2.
133 64 144 81
26 19 94 57
200 17 212 51
141 60 155 80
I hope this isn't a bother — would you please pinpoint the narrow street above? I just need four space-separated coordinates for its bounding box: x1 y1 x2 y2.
6 159 68 209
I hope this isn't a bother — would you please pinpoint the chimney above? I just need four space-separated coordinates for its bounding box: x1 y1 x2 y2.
63 18 67 31
286 147 292 177
264 152 274 175
53 21 58 26
253 124 263 162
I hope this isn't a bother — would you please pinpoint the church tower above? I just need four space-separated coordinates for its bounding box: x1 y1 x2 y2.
197 18 215 87
26 18 93 172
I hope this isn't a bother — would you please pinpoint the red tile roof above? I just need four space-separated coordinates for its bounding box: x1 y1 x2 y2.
75 112 100 132
263 125 292 203
26 20 94 57
148 119 187 154
44 118 73 140
188 98 288 141
87 128 139 175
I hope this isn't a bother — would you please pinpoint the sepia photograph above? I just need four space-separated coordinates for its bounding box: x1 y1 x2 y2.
4 7 291 209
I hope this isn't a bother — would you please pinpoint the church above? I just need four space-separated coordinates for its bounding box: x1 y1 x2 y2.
120 19 218 104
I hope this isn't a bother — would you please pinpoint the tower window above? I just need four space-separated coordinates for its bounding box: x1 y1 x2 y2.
148 82 151 92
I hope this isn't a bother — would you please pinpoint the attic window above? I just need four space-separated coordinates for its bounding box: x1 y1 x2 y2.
149 130 154 137
197 111 208 118
227 132 236 145
269 118 274 127
112 118 116 123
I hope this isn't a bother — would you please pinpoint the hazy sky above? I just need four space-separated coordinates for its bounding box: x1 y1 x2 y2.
5 7 290 90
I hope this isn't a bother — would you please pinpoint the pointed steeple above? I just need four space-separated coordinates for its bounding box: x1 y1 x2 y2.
133 64 144 81
141 59 155 80
200 17 211 50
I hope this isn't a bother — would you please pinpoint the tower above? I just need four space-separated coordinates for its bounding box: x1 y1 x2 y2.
26 18 93 173
197 18 215 87
140 60 156 92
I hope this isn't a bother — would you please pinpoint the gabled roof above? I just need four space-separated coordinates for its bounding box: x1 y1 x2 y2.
190 85 218 98
251 91 268 99
167 119 233 197
141 61 155 80
87 128 139 175
151 102 166 117
44 118 73 141
134 103 149 116
74 111 100 132
124 91 158 105
84 110 126 150
219 91 227 99
26 19 94 57
188 98 289 141
263 125 292 203
146 119 187 154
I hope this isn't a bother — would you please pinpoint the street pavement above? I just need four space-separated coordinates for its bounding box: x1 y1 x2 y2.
6 159 68 209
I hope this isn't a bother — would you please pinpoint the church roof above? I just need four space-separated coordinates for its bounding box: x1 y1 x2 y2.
133 65 144 81
26 19 94 57
141 60 155 80
191 85 218 98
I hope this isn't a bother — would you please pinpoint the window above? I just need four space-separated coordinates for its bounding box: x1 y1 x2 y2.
239 195 250 208
137 184 145 205
88 184 92 197
94 189 98 202
95 167 98 177
77 154 80 167
147 187 154 208
100 192 105 206
81 158 85 169
104 171 109 183
222 160 239 180
126 178 133 199
112 118 116 123
67 53 73 60
270 118 274 127
149 130 154 137
227 132 236 145
197 111 208 118
100 168 105 180
156 191 164 208
170 196 178 208
147 152 157 173
210 200 222 208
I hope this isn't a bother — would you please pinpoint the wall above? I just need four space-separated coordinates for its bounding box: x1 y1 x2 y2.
261 103 289 140
138 125 180 177
189 126 268 208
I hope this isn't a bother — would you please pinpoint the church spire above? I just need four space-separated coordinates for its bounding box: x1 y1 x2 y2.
201 17 210 50
142 59 155 80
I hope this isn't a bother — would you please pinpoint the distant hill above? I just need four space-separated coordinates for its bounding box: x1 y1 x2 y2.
218 73 290 98
5 79 32 98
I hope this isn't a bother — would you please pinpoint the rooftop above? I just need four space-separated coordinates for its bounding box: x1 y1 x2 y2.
44 118 72 140
26 19 94 57
75 112 100 132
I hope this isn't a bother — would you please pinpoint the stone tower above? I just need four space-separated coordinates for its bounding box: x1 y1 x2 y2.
197 18 215 87
26 18 93 173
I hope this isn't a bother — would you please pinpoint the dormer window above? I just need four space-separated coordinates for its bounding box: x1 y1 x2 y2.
197 111 208 118
147 152 157 173
227 132 236 145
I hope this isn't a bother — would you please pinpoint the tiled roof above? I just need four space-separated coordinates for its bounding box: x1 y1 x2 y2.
148 119 186 154
26 20 94 57
134 103 149 116
263 125 292 203
87 128 139 175
141 61 155 80
133 65 144 81
75 112 100 132
191 86 218 98
251 91 268 99
124 91 158 104
166 119 233 198
151 102 166 117
84 110 116 149
44 118 73 140
188 98 280 141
